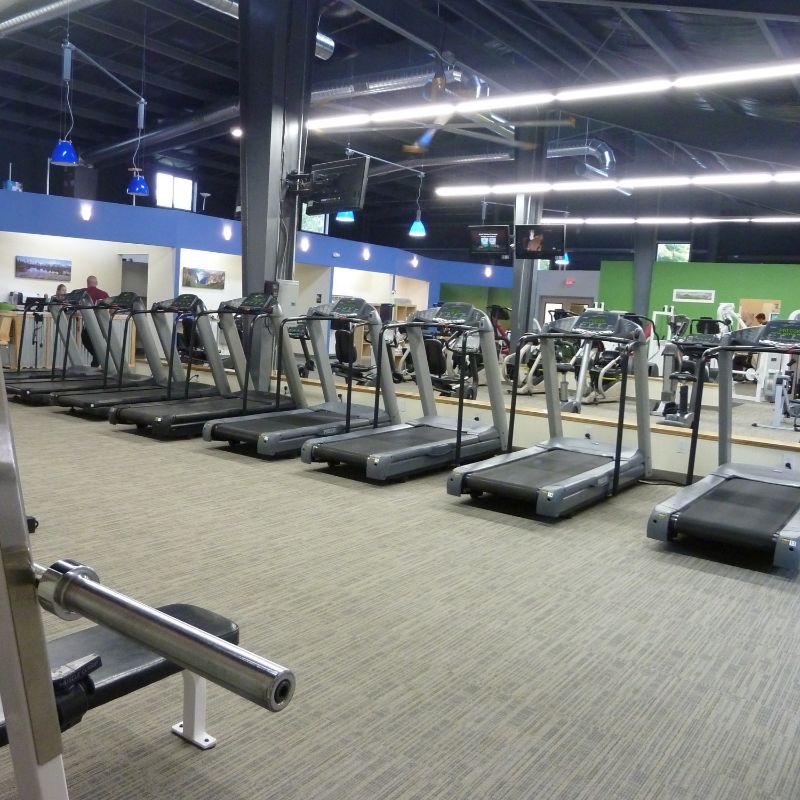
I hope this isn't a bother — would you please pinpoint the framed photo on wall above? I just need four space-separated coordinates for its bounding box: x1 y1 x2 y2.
15 256 72 281
181 267 226 290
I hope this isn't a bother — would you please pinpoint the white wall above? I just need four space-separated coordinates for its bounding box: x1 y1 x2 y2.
296 262 332 314
0 231 174 302
332 267 393 305
178 248 242 311
394 275 429 311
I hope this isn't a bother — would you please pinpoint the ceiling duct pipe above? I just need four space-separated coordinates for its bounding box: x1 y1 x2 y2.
190 0 334 60
369 152 512 178
546 138 616 176
0 0 336 60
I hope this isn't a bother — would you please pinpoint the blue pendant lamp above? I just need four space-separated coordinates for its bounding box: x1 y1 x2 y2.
127 170 150 196
52 42 80 166
408 173 426 238
335 209 355 223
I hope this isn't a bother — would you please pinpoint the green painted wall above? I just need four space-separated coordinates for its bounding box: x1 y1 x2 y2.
599 259 800 325
597 261 635 312
439 283 514 312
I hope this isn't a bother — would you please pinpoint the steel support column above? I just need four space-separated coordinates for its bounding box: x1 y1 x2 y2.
239 0 318 294
511 124 548 344
633 223 657 317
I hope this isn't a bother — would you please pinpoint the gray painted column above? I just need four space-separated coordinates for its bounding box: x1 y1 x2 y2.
633 224 658 316
239 0 319 293
510 124 548 345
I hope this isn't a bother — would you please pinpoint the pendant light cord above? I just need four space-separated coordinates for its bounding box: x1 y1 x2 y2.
132 10 147 172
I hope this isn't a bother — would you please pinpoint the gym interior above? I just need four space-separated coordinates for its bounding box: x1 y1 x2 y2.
2 2 800 798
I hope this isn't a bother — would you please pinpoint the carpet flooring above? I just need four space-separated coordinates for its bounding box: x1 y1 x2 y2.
1 401 799 799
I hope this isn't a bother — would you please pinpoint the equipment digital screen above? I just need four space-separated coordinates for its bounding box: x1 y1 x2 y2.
168 294 201 312
761 320 800 345
65 289 88 303
575 312 616 334
331 297 366 317
514 224 566 258
107 292 137 309
468 226 511 260
240 293 272 311
437 303 473 323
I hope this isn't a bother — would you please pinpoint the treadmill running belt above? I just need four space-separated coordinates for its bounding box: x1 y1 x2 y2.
466 449 611 502
676 478 800 551
325 425 457 458
214 410 348 442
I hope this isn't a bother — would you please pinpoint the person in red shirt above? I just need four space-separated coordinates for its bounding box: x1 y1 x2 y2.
82 275 110 366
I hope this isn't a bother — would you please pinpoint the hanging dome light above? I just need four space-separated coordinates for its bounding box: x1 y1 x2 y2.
50 139 80 167
408 209 426 238
127 170 150 196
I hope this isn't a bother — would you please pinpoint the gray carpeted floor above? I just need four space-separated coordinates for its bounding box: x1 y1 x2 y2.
2 402 800 799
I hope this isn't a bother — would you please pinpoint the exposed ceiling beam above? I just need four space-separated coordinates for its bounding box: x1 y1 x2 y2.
0 58 176 117
756 18 800 99
613 7 683 71
517 0 625 78
532 0 800 24
436 0 562 80
70 13 238 81
341 0 531 91
132 0 237 41
8 30 219 102
1 107 105 141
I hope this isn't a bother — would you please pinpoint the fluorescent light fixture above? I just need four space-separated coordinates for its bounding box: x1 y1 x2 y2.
299 235 310 252
438 169 800 198
222 223 233 241
79 202 92 221
674 61 800 89
555 78 671 102
362 246 371 261
230 126 243 138
307 58 800 132
484 266 493 278
586 217 636 225
540 217 587 225
751 216 800 223
691 172 772 186
636 217 691 225
618 176 692 189
455 92 555 115
306 113 371 130
370 103 455 123
552 180 619 192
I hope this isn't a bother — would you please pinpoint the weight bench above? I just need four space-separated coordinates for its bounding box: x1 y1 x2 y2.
0 603 239 751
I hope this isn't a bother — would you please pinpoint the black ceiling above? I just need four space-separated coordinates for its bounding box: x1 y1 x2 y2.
1 0 800 265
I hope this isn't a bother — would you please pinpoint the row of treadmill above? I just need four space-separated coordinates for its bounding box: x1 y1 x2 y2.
7 286 800 574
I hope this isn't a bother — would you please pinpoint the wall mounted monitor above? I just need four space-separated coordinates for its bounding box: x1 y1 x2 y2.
514 224 566 258
656 242 691 262
304 156 370 216
468 225 511 261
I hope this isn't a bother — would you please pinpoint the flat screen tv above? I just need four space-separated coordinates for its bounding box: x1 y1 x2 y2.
304 156 370 216
468 225 511 261
514 224 566 258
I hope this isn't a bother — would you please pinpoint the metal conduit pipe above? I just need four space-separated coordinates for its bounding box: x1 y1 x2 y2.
546 138 617 175
369 151 512 177
0 0 335 60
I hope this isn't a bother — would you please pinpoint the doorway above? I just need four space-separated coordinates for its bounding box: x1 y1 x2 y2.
538 296 595 326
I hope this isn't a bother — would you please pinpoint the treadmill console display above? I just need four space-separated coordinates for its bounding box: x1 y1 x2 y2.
761 320 800 346
156 294 202 313
572 311 642 339
331 297 368 318
100 292 139 310
64 289 90 305
238 293 275 313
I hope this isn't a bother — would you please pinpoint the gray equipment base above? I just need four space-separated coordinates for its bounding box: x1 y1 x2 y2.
53 383 219 418
448 437 645 518
203 402 390 457
647 463 800 570
301 416 502 482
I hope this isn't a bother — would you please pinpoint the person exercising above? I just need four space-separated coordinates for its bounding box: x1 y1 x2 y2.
82 276 109 367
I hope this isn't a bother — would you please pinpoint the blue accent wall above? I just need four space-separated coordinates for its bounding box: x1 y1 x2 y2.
0 192 513 302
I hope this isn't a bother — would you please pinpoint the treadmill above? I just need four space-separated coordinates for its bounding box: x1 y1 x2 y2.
5 289 150 405
648 319 800 571
51 294 219 417
300 302 508 482
108 291 296 437
202 296 401 456
448 310 652 517
3 295 98 380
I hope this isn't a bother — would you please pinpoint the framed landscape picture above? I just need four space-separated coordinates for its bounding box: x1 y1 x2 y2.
15 256 72 281
181 267 226 290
